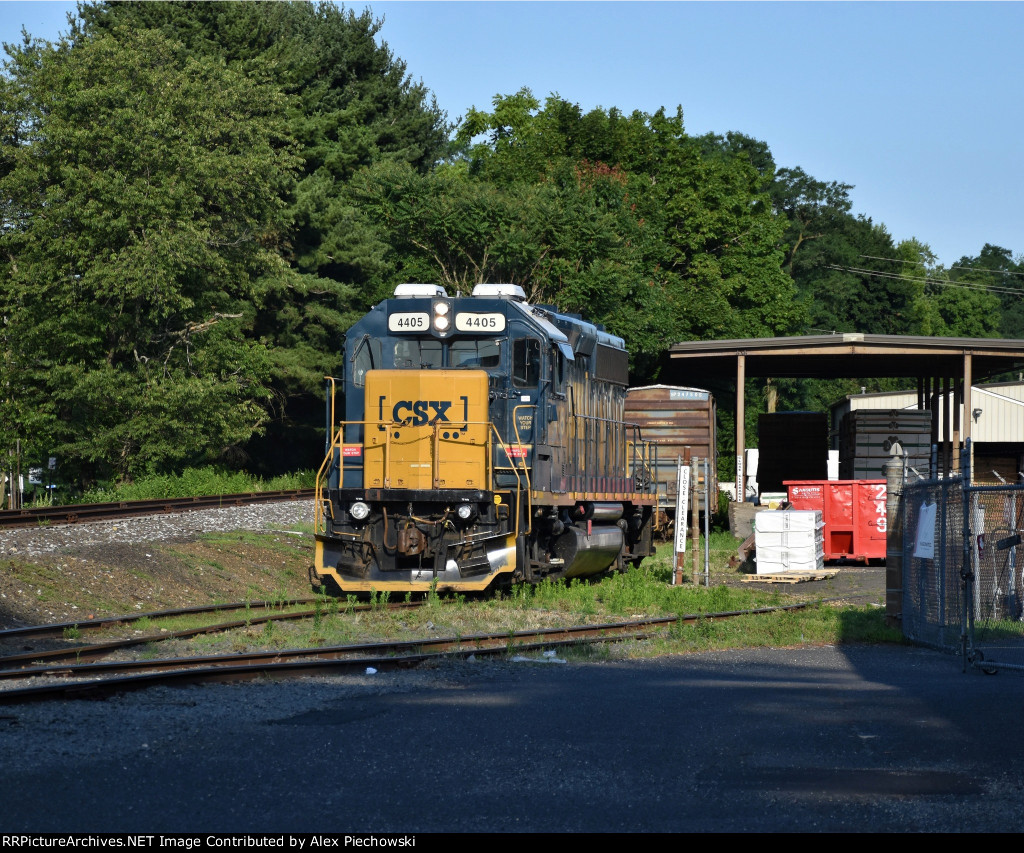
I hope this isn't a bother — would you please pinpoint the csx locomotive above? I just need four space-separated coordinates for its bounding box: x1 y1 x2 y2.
313 282 657 594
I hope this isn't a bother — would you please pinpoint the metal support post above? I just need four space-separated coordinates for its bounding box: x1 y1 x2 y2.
960 439 974 672
884 442 905 629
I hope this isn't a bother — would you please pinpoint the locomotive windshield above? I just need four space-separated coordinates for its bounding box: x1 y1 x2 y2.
385 337 503 370
351 336 382 388
451 338 501 369
393 339 443 369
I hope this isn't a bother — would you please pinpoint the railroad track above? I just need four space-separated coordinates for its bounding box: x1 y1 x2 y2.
0 598 322 641
0 598 429 667
0 488 316 529
0 602 810 703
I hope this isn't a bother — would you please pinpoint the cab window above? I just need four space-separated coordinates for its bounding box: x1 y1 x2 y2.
513 338 541 388
551 346 565 394
352 337 382 388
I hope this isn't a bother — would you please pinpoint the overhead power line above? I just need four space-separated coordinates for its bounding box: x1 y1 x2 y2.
826 265 1023 298
860 253 1024 281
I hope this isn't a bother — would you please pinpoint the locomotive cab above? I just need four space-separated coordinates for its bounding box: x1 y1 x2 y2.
314 283 657 595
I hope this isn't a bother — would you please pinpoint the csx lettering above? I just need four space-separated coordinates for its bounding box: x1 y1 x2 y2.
391 400 452 425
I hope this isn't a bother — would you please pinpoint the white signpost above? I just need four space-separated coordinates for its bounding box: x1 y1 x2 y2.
674 461 690 583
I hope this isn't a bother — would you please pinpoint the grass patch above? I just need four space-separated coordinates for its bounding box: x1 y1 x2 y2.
651 604 903 655
196 530 313 559
217 565 900 661
78 466 315 504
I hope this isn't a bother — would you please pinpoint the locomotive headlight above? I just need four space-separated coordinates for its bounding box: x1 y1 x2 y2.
349 501 370 521
456 503 476 521
433 301 450 331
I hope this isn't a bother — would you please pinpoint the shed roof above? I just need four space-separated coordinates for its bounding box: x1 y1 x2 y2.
667 333 1024 382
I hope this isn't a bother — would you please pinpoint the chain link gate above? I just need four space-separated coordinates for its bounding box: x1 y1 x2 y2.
901 441 1024 673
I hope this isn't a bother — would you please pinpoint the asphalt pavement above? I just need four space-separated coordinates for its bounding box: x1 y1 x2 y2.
2 643 1022 833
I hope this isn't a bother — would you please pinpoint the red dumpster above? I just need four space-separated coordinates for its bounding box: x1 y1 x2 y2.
783 480 887 562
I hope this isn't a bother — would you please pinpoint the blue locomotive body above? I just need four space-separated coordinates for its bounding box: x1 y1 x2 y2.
314 283 657 594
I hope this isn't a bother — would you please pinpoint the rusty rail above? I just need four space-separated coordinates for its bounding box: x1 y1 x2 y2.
0 603 811 703
0 600 428 666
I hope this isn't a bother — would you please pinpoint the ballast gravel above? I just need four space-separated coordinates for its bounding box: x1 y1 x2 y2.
1 499 313 559
0 500 317 627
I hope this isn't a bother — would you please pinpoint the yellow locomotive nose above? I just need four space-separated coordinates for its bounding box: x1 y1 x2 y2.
363 370 490 490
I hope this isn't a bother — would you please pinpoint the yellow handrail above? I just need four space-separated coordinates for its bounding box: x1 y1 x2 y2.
511 405 536 536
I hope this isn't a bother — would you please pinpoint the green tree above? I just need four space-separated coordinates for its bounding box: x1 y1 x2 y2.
0 26 299 482
771 167 854 277
350 155 674 375
445 93 804 377
946 244 1022 338
649 122 801 342
775 199 910 335
76 1 453 472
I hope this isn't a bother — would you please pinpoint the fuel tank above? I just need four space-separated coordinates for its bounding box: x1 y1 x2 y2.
551 524 624 578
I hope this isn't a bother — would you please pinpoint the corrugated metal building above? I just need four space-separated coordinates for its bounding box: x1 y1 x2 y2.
831 381 1024 482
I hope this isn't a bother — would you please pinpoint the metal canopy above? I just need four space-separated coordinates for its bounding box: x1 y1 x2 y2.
666 333 1024 382
663 333 1024 493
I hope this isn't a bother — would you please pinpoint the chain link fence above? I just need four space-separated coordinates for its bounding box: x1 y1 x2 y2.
901 474 964 653
901 446 1024 673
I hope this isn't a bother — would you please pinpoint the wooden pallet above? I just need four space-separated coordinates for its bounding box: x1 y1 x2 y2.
741 570 836 584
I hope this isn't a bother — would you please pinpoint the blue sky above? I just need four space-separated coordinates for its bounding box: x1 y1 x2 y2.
3 1 1021 268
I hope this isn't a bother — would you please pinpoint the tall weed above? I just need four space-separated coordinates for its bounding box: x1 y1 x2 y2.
79 466 315 503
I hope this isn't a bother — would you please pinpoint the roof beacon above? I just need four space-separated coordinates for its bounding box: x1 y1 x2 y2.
394 283 446 298
472 283 527 301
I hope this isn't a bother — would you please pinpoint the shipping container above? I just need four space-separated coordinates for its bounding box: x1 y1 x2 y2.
756 412 829 493
625 385 717 518
784 479 887 562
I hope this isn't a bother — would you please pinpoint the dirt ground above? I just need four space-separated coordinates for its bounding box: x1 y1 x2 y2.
731 563 888 607
0 530 317 629
0 524 887 631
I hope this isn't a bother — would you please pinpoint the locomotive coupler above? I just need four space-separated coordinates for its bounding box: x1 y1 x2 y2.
397 526 427 556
